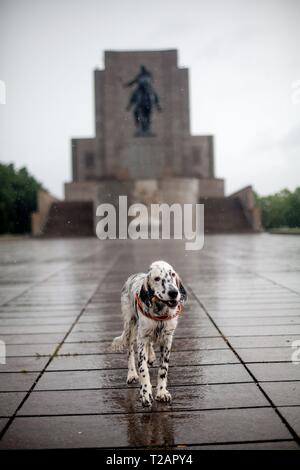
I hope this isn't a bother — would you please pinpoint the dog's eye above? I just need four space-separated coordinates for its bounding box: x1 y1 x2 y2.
172 272 176 277
154 276 160 282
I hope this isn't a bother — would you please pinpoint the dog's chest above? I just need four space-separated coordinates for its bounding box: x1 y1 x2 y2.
154 322 165 339
142 319 177 343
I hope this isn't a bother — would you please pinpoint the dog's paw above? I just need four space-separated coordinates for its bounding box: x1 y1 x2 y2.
155 389 172 403
140 393 153 407
127 373 139 384
140 389 153 407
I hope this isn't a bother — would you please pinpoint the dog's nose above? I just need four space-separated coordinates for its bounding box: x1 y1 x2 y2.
168 289 178 299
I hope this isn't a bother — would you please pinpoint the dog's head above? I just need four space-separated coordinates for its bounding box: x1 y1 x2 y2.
140 260 187 309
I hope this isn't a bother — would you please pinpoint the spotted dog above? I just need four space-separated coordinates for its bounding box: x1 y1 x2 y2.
111 260 187 407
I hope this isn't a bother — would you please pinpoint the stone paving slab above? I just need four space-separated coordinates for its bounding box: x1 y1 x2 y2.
0 393 26 417
71 322 215 334
215 317 300 326
0 325 73 334
235 347 296 363
278 407 300 436
0 372 39 392
0 235 300 449
212 310 300 317
0 408 291 449
0 420 8 434
66 326 221 343
1 333 64 345
261 382 300 406
228 335 300 349
0 307 81 315
18 383 269 416
263 274 300 294
247 363 300 381
58 336 228 355
35 364 252 391
75 316 212 327
0 356 49 372
0 317 78 326
47 349 238 371
4 344 56 357
204 300 300 307
218 325 300 337
211 307 300 313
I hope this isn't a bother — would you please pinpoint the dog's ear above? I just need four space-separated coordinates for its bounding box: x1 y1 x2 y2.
140 282 153 308
178 278 187 303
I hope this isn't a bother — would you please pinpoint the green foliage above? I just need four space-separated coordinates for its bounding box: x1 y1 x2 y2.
255 187 300 229
0 163 44 234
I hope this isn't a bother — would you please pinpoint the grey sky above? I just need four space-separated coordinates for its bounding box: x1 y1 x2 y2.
0 0 299 197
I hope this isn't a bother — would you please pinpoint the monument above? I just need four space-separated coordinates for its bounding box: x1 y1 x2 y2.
32 49 261 236
66 50 224 207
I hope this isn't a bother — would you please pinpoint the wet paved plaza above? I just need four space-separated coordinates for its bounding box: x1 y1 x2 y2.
0 234 300 449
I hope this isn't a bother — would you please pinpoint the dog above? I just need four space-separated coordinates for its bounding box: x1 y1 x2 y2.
111 260 187 407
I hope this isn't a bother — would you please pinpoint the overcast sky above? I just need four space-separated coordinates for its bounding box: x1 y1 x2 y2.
0 0 299 197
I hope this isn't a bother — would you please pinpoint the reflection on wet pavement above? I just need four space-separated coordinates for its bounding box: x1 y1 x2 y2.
0 235 300 449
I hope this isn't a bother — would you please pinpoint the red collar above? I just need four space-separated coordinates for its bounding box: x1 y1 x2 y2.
135 293 183 321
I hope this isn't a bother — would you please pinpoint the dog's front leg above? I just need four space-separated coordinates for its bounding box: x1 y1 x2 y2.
156 333 173 403
137 338 153 407
127 323 138 384
147 342 156 366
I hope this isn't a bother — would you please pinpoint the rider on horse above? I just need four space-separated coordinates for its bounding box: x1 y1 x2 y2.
125 65 161 133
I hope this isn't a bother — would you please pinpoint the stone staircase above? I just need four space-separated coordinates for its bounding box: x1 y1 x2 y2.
42 201 94 237
199 197 253 233
39 196 254 237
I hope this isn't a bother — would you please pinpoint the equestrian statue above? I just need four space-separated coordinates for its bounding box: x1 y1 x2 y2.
125 65 162 135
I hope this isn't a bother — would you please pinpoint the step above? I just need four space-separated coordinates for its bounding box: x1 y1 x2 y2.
199 197 253 233
42 201 94 237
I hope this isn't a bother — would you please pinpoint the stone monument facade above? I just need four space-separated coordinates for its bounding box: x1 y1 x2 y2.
65 49 224 213
32 49 261 236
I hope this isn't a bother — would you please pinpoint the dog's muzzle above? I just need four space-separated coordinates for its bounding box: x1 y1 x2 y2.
155 296 178 309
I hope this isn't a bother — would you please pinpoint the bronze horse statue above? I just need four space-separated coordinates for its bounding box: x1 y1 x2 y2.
125 65 161 134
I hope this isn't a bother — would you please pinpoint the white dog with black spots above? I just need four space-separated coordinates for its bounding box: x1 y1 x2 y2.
111 260 187 407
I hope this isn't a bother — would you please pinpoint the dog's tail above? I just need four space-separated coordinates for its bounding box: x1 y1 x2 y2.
111 331 128 352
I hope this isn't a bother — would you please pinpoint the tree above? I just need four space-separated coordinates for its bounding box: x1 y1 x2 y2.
255 188 300 229
0 163 44 234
